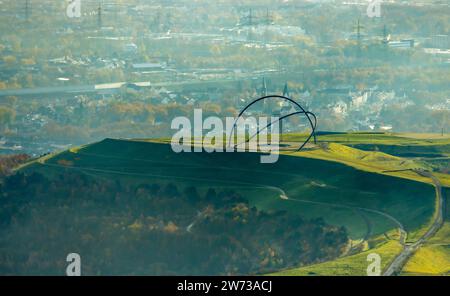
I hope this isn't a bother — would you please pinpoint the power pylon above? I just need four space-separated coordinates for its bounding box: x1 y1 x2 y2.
25 0 31 21
265 8 274 25
282 82 290 97
97 2 102 28
239 8 254 27
353 18 364 54
382 24 390 44
261 77 267 97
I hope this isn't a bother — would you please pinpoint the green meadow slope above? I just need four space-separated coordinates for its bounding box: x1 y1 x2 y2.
402 187 450 275
21 138 436 240
272 132 450 275
15 132 449 275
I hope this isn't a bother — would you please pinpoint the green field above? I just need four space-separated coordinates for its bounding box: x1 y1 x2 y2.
402 188 450 275
21 137 436 241
17 132 449 275
270 239 403 276
283 132 450 148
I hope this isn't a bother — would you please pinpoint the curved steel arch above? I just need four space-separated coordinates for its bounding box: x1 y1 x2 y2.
229 95 317 152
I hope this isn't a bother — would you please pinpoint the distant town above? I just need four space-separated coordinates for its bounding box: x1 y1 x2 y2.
0 0 448 155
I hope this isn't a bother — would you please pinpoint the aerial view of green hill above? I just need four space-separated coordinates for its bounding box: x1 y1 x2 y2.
1 132 447 275
0 0 449 287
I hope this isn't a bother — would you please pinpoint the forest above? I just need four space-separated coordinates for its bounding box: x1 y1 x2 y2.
0 170 348 275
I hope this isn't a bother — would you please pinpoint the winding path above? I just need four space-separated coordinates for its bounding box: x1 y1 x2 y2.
280 195 406 244
36 150 411 258
383 170 444 276
37 154 399 240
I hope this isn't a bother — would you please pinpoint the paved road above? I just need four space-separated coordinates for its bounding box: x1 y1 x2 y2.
0 84 96 97
0 74 269 98
383 170 444 276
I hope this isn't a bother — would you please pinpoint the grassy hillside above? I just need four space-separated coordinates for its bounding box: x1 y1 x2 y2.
283 132 450 187
21 138 436 241
270 239 403 276
284 132 450 147
13 132 448 275
402 188 450 275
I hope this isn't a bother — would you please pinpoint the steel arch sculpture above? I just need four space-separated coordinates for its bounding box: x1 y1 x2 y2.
228 95 317 151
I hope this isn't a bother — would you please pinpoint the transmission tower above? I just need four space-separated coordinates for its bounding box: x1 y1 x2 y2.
278 82 291 136
97 3 102 28
353 18 364 55
265 9 274 25
261 77 267 97
239 9 254 27
382 24 390 44
282 82 290 97
25 0 31 21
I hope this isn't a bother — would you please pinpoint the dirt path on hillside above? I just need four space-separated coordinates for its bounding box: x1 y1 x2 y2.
383 170 444 276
